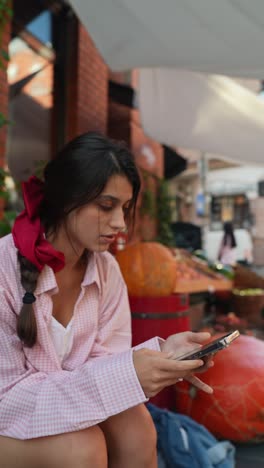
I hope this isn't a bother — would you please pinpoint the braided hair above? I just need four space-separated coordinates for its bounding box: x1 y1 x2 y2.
17 253 40 347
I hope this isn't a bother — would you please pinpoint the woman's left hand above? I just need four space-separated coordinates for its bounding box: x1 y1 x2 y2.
160 331 214 393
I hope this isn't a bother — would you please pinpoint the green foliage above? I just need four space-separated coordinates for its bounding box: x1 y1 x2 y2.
140 187 156 218
0 47 8 61
156 178 175 247
33 159 46 181
139 170 175 247
0 167 17 236
0 1 15 236
0 112 8 127
0 209 16 236
0 166 9 187
139 172 156 218
0 0 12 16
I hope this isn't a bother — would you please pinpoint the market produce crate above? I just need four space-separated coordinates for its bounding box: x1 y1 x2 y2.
231 289 264 327
171 248 232 294
233 264 264 290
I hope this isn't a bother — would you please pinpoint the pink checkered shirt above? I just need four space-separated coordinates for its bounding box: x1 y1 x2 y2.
0 234 160 440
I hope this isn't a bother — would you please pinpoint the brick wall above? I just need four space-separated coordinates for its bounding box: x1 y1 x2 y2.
64 26 164 243
131 108 163 241
108 100 131 144
108 70 164 242
67 25 108 140
108 71 132 144
0 14 11 167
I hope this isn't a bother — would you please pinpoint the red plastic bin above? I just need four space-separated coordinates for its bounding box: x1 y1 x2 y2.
129 294 190 409
129 294 190 346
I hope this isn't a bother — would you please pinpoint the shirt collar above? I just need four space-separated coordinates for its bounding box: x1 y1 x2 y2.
35 265 58 296
34 252 101 295
81 252 101 291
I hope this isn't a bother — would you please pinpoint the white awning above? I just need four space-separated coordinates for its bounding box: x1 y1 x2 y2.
69 0 264 78
207 166 264 196
138 69 264 164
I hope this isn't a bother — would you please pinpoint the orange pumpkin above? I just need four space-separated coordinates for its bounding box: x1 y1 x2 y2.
175 334 264 442
115 242 177 297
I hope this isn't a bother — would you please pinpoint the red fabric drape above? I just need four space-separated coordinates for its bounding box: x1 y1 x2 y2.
12 176 65 272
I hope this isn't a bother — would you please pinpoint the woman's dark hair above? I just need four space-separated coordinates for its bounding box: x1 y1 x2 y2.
17 132 141 347
222 221 237 248
40 132 141 234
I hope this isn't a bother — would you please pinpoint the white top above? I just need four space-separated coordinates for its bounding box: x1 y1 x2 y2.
50 316 74 364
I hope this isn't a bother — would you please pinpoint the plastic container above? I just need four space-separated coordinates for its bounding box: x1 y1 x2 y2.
129 294 190 409
129 294 190 345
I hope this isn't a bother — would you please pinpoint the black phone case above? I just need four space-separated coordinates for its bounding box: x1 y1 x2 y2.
180 340 225 360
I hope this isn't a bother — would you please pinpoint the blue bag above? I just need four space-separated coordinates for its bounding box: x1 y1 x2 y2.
147 403 235 468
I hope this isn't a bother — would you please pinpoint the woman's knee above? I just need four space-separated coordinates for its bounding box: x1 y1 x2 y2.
128 405 157 456
101 404 157 460
0 426 108 468
58 425 107 467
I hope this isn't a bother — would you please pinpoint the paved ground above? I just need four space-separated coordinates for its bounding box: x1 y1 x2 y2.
235 443 264 467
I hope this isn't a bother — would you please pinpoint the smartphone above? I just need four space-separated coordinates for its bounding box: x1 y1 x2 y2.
176 330 240 361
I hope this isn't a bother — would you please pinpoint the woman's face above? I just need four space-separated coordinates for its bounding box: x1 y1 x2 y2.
66 174 133 254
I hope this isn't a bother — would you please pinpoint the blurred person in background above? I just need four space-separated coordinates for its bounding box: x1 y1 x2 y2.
218 221 237 266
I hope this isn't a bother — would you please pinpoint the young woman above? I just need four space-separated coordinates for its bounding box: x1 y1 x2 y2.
0 133 213 468
218 221 237 266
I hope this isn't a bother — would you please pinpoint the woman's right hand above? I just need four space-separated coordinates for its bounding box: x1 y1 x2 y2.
132 348 203 398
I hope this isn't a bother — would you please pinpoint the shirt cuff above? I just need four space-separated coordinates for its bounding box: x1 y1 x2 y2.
93 349 148 417
133 336 164 352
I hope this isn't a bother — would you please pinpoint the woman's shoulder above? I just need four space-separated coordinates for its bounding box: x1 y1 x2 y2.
0 234 21 310
0 233 17 266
